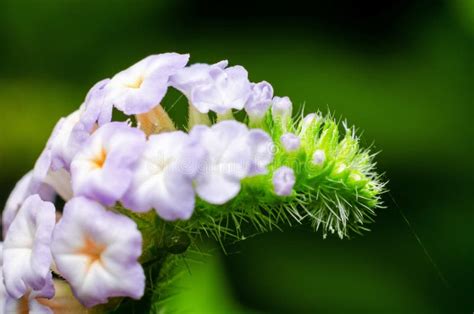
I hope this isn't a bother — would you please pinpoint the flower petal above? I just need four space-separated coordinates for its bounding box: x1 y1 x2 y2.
3 195 55 299
106 53 189 115
51 197 144 308
123 131 206 220
71 122 146 205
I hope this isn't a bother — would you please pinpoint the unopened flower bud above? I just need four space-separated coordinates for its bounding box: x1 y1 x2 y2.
272 166 296 196
312 149 326 165
280 133 301 152
271 96 292 120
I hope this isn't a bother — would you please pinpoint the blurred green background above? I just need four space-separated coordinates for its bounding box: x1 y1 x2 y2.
0 0 472 313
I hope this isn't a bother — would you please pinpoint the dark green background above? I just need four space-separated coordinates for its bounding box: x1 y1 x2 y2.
0 1 472 313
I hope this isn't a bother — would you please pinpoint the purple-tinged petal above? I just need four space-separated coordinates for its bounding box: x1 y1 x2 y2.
245 81 274 119
41 168 73 202
34 110 83 177
3 273 57 314
0 242 5 311
123 131 206 221
191 65 251 114
32 110 86 201
3 195 56 299
172 61 251 114
247 129 274 176
71 122 146 206
72 78 112 146
51 197 144 308
272 166 296 196
190 120 271 204
280 133 301 152
169 60 229 99
2 171 55 236
106 53 189 115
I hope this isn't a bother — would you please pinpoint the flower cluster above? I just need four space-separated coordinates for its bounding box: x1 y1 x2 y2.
1 52 384 313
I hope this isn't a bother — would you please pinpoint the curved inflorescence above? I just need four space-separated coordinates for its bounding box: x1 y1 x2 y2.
0 52 385 313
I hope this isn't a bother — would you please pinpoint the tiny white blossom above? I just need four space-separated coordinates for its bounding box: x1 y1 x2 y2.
51 197 145 308
190 121 273 204
171 61 251 114
245 81 274 119
123 131 206 221
106 53 189 115
70 122 146 206
3 195 56 299
33 110 84 201
2 171 55 237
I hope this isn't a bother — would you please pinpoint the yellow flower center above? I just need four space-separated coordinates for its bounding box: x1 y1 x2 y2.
77 236 106 268
126 75 144 89
91 148 107 169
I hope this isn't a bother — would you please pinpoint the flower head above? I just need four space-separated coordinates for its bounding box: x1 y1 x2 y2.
71 122 146 206
280 133 301 152
245 81 274 119
171 61 251 114
272 166 296 196
106 53 189 115
2 171 55 236
2 195 56 299
51 197 144 308
123 131 206 220
190 121 273 204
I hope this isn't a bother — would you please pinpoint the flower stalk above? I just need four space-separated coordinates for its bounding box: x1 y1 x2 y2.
136 105 175 136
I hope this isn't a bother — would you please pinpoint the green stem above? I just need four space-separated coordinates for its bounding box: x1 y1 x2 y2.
216 110 234 122
188 103 211 129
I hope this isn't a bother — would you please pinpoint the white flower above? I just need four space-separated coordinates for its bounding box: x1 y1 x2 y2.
70 122 146 206
170 61 251 114
2 171 55 237
33 110 84 201
3 277 55 314
51 197 145 308
123 131 206 220
34 110 83 176
170 60 228 99
190 120 273 204
106 53 189 115
2 195 56 299
245 81 274 119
